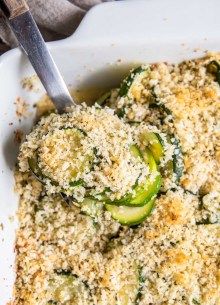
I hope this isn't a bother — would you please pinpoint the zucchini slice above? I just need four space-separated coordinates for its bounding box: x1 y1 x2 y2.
95 91 111 106
47 273 90 304
207 60 220 85
28 152 45 183
119 66 149 98
140 132 164 163
160 135 183 183
101 260 140 305
38 128 94 189
92 145 142 204
80 198 103 218
117 263 140 305
106 197 155 226
104 147 161 207
130 144 142 158
127 149 161 206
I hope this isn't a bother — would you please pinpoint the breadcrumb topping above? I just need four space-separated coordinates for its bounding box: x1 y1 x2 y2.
18 105 153 201
14 54 220 305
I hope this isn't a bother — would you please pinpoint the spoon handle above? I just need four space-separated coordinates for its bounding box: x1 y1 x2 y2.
0 0 75 112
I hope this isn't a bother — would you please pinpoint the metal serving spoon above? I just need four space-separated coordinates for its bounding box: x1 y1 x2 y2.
1 0 76 204
0 0 75 113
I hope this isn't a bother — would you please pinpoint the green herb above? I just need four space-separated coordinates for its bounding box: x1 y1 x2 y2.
69 179 84 187
192 298 200 305
135 266 145 304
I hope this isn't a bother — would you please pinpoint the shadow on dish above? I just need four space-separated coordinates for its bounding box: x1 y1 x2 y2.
72 63 138 104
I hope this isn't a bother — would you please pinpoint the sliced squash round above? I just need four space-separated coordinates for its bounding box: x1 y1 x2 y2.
37 128 94 189
95 91 111 106
106 197 155 226
140 132 164 163
126 148 161 206
119 66 149 98
80 198 103 218
47 273 90 304
104 147 161 207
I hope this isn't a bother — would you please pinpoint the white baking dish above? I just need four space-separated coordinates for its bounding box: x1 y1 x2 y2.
0 0 220 303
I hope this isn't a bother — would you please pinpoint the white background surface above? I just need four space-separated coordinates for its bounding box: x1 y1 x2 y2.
0 0 220 303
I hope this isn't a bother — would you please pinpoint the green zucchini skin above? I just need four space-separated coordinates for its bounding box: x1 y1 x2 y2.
69 179 84 187
106 197 155 226
140 132 164 164
192 299 201 305
29 128 94 194
119 66 149 97
135 267 145 304
95 91 112 106
148 89 184 182
28 152 57 185
28 153 43 182
47 272 90 304
116 66 149 118
171 136 184 183
119 66 143 97
207 60 220 85
156 134 183 183
127 148 161 206
80 198 103 218
149 89 173 119
103 147 161 207
91 145 140 205
195 219 218 225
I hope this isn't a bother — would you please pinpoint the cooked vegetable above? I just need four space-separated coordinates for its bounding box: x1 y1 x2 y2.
119 66 149 97
28 152 45 184
192 299 201 305
160 135 183 183
147 94 184 181
130 143 142 158
69 179 84 187
47 272 90 304
140 132 164 163
127 148 161 206
117 106 126 118
135 267 145 304
116 263 140 305
95 91 111 106
80 198 103 218
39 128 93 184
149 89 173 119
106 197 155 226
149 88 183 193
207 60 220 85
102 260 140 305
30 128 94 194
171 136 183 182
145 100 180 184
102 147 161 207
92 145 140 204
